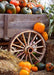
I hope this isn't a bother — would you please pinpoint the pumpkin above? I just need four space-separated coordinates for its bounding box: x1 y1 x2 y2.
0 3 5 13
31 66 38 72
20 0 27 7
22 67 30 73
42 32 48 41
2 1 9 7
19 61 32 70
6 4 16 14
27 2 36 9
21 7 32 14
36 4 44 10
10 0 20 7
32 7 42 14
19 69 30 75
35 63 45 70
46 63 54 71
16 6 21 13
33 22 45 33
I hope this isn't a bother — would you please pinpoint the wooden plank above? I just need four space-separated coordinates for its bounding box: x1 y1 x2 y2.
8 29 30 37
0 14 4 28
7 14 49 38
3 15 9 40
8 14 49 28
0 28 3 38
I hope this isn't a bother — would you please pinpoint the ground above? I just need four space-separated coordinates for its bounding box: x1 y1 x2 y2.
31 70 54 75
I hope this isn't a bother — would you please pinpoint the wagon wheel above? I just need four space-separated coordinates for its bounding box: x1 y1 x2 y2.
9 30 46 64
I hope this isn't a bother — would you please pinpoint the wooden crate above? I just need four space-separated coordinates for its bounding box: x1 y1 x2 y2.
0 14 49 40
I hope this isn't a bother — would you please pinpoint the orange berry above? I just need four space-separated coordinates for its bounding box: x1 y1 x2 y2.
19 70 30 75
33 22 45 33
42 32 48 41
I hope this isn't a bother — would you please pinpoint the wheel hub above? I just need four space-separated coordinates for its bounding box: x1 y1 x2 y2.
25 46 33 54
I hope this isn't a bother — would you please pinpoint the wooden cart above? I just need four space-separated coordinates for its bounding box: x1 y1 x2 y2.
0 14 49 64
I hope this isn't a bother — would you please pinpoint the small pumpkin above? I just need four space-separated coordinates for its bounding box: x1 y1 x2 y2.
10 0 20 7
31 65 38 72
0 3 5 13
19 69 30 75
46 63 54 71
21 7 32 14
16 6 21 13
33 22 45 33
2 1 9 7
27 2 36 9
6 4 16 14
22 67 30 73
35 63 45 70
36 4 44 10
19 61 32 70
32 7 42 14
20 0 27 7
42 32 48 41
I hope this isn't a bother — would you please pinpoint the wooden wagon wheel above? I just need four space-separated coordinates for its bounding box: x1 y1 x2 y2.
9 30 46 64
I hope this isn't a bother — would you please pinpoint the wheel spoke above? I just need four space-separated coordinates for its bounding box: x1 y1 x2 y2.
36 46 44 49
28 32 31 45
13 44 24 49
29 53 33 64
34 50 43 55
16 38 25 47
30 34 37 45
17 52 24 57
31 53 39 61
22 33 27 45
26 55 28 61
34 39 42 45
21 54 25 60
11 47 24 52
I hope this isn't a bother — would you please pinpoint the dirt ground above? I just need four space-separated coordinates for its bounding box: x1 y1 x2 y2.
31 70 54 75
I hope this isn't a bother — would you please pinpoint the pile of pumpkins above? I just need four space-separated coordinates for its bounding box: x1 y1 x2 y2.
19 61 54 75
0 0 44 14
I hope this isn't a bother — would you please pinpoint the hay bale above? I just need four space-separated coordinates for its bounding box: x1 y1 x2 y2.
0 49 21 75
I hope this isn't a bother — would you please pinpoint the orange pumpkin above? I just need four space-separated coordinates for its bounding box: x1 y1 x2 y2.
16 6 21 13
7 10 12 14
20 0 27 7
22 67 30 73
19 61 26 67
31 66 38 72
46 63 54 71
10 0 20 7
42 32 48 41
33 22 45 33
36 4 44 10
27 2 36 9
19 61 32 70
19 69 30 75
